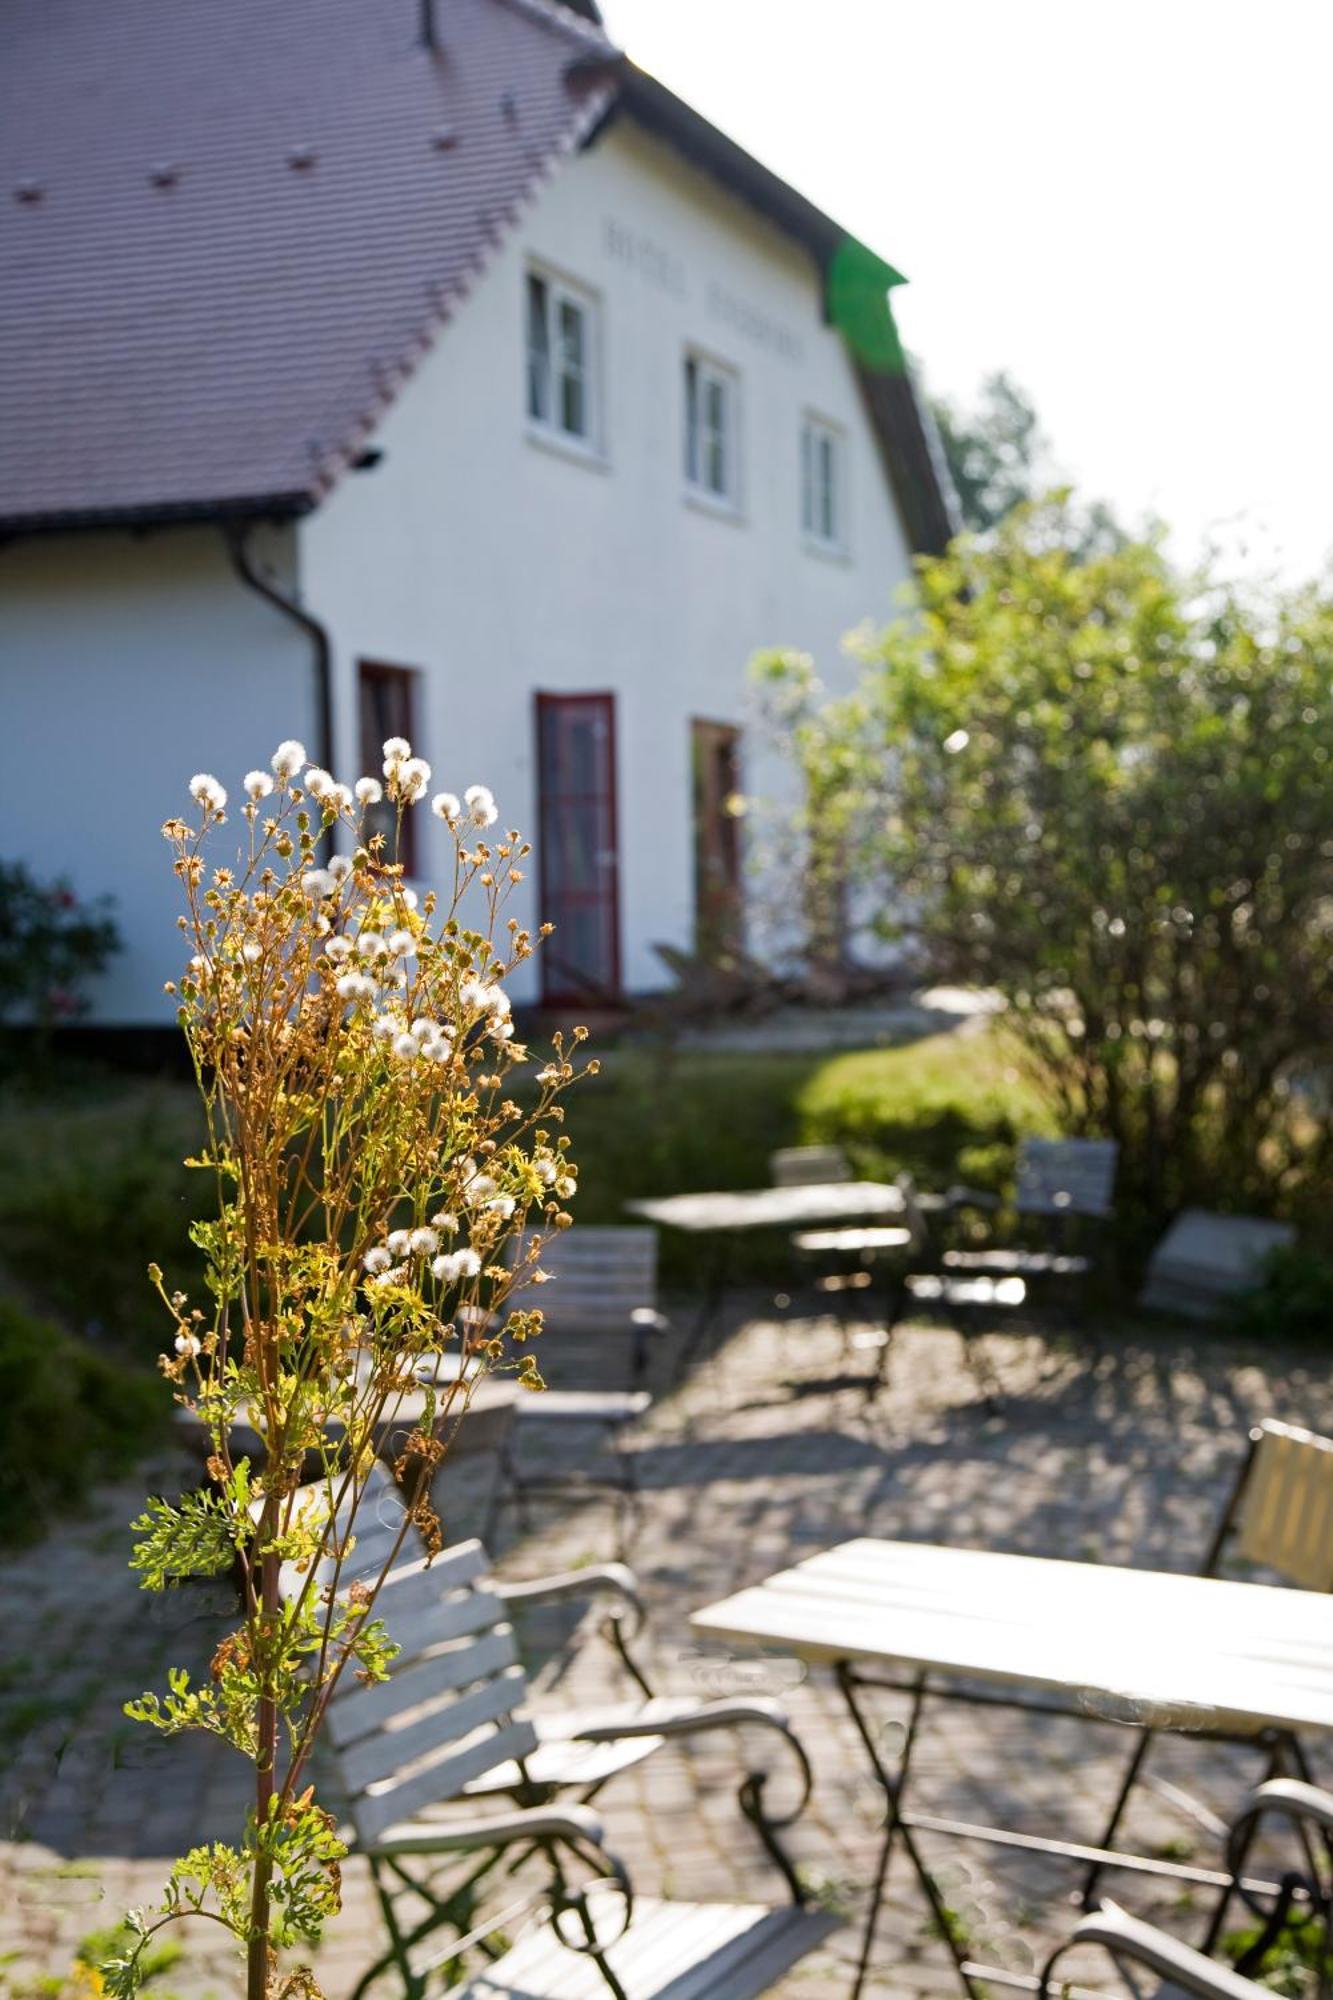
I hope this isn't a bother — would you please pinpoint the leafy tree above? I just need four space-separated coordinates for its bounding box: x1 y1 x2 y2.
765 498 1333 1257
930 371 1128 554
930 370 1048 533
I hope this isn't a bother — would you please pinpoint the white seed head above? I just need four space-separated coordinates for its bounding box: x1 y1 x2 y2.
272 739 307 777
244 769 274 801
355 776 383 805
464 784 498 828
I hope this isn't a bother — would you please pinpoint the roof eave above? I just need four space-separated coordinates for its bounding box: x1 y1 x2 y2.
0 490 315 541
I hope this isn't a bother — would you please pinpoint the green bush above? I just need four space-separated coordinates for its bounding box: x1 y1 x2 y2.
0 1298 163 1544
1231 1243 1333 1344
0 1082 202 1354
568 1030 1046 1284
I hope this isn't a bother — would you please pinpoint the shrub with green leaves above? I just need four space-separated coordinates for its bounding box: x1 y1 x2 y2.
756 498 1333 1263
0 1298 162 1545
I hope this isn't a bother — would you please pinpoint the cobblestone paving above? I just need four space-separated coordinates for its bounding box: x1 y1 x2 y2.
1 1302 1329 1999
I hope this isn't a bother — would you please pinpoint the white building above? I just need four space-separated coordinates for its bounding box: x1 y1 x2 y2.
0 0 951 1024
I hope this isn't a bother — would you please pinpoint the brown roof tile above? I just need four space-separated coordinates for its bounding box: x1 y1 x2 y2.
0 0 617 528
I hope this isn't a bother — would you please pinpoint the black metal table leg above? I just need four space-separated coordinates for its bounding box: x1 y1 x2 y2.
673 1230 734 1385
838 1664 990 2000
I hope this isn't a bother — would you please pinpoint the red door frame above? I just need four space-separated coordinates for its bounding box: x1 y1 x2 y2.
534 690 622 1004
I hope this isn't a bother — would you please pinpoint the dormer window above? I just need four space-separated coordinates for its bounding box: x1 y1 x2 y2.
526 266 597 446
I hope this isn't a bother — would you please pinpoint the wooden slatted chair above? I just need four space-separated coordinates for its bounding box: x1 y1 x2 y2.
1082 1419 1333 1909
286 1477 830 1998
1047 1778 1333 2000
490 1227 665 1544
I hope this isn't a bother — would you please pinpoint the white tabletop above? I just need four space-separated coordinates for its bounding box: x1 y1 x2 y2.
690 1537 1333 1738
626 1181 905 1235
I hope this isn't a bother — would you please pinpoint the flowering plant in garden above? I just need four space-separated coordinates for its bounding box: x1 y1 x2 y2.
107 738 592 2000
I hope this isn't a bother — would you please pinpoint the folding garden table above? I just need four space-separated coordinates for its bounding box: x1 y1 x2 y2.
691 1536 1333 1999
626 1181 908 1372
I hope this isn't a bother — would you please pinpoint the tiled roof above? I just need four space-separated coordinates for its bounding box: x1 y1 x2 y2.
0 0 953 551
0 0 617 529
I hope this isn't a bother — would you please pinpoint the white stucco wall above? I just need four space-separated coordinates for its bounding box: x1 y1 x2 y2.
302 117 916 1002
0 525 313 1022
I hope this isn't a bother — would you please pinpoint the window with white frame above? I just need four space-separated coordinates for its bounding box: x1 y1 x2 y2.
801 415 845 548
526 267 596 445
684 351 738 504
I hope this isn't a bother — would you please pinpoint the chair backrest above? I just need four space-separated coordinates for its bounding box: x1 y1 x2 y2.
893 1173 933 1259
510 1225 657 1334
276 1472 535 1849
1233 1419 1333 1592
770 1145 852 1188
1015 1138 1118 1220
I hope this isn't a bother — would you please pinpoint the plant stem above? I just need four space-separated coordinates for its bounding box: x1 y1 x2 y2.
247 1541 280 2000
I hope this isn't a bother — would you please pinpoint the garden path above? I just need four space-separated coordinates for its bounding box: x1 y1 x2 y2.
0 1304 1327 1999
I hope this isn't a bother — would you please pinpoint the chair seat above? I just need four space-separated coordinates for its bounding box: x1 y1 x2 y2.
793 1226 913 1255
463 1731 662 1795
454 1896 839 1999
942 1248 1089 1277
906 1273 1026 1308
515 1390 652 1424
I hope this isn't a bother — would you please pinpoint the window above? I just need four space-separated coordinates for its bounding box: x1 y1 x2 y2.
684 352 738 504
358 661 417 874
526 268 596 445
801 415 845 548
535 693 620 1002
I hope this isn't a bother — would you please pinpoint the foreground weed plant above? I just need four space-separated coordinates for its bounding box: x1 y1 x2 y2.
107 739 593 1999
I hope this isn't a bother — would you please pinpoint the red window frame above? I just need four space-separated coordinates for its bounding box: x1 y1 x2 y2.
534 691 621 1004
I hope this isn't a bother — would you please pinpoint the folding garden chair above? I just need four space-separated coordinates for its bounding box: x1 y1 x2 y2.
488 1226 665 1546
284 1474 830 1998
942 1136 1118 1293
767 1144 914 1357
768 1145 853 1188
862 1174 1027 1402
1047 1776 1333 2000
1081 1418 1333 1909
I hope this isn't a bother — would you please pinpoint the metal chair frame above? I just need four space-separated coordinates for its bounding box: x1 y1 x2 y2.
294 1473 816 1996
1043 1778 1333 2000
1080 1419 1333 1910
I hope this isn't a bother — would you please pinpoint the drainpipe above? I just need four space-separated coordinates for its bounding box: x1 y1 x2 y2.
224 521 335 780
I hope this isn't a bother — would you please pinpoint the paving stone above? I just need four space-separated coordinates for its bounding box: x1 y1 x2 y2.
0 1303 1327 1997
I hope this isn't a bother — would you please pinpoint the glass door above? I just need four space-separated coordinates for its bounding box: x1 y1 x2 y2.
535 692 620 1003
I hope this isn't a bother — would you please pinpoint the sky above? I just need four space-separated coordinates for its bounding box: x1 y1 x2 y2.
602 0 1333 584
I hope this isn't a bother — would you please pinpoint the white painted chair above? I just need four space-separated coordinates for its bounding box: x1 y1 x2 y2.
286 1473 828 1999
1048 1778 1333 2000
492 1227 665 1542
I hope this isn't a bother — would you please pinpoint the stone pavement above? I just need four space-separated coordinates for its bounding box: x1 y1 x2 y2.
1 1300 1329 1999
